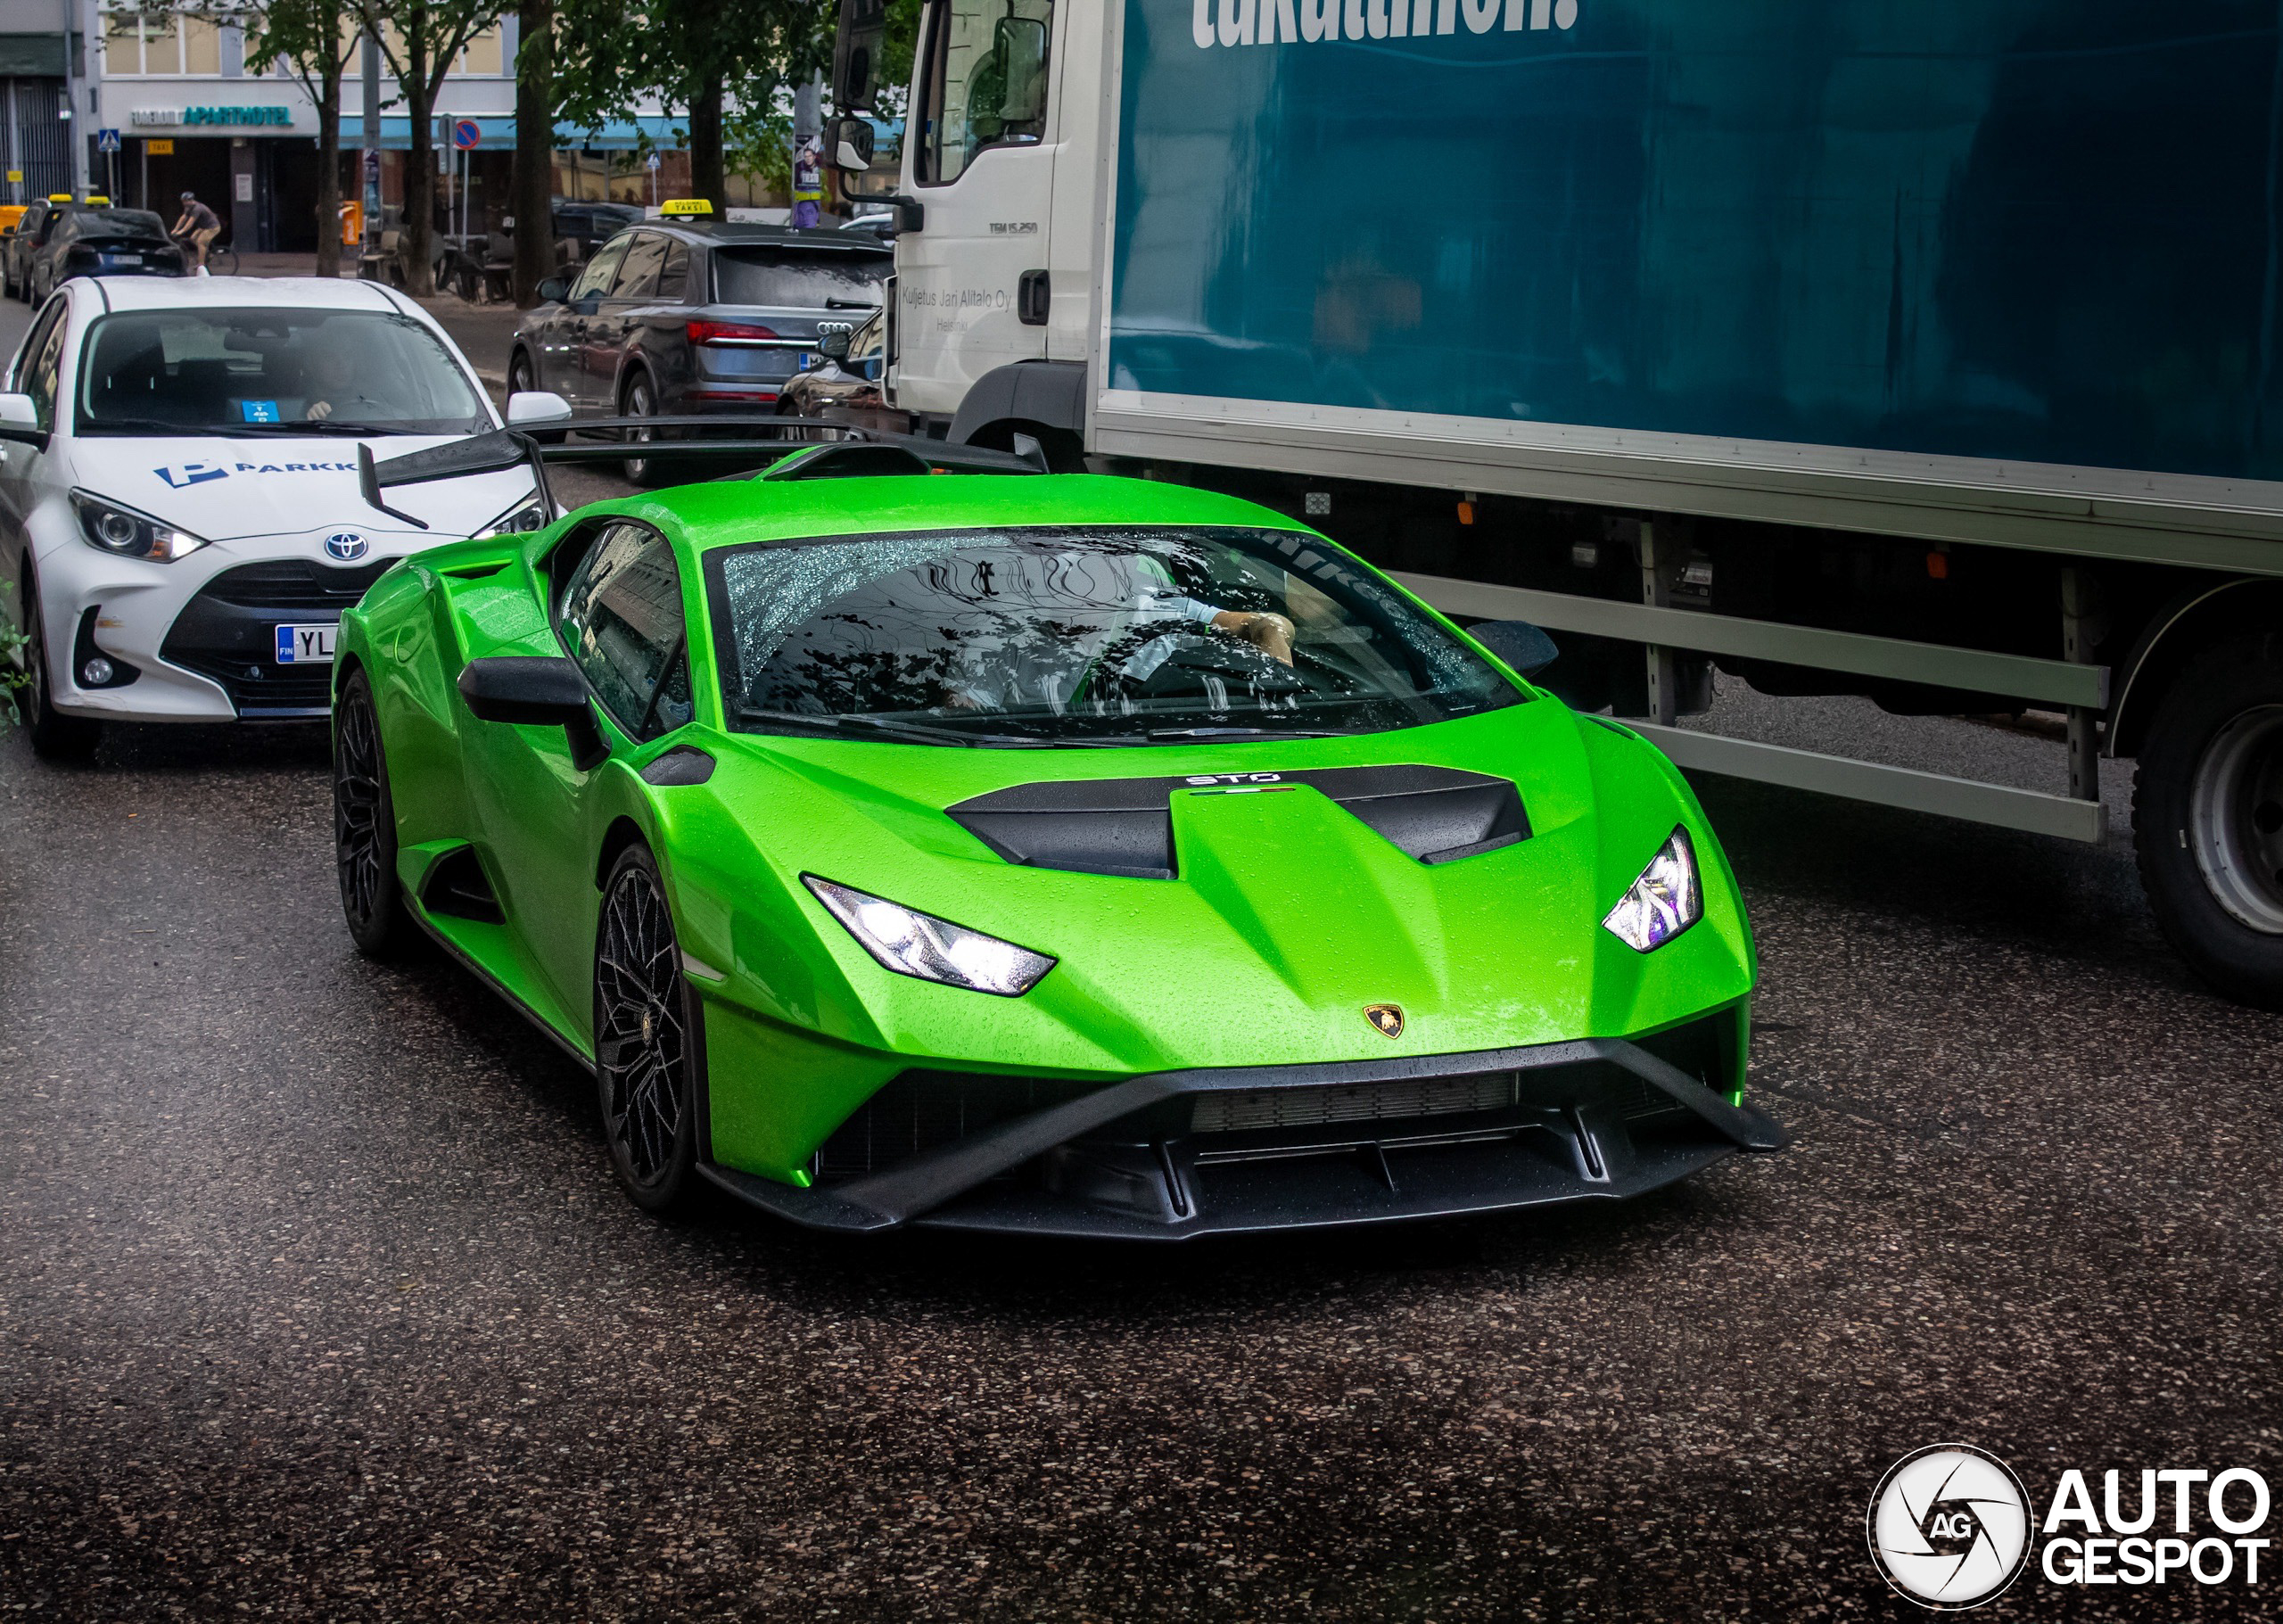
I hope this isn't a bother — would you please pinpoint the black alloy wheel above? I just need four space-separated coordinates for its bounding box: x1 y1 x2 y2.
594 844 700 1210
2135 633 2283 1010
17 570 100 760
333 668 417 959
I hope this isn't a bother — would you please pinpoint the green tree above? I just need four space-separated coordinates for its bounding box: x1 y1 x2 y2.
553 0 831 211
349 0 500 295
235 0 360 277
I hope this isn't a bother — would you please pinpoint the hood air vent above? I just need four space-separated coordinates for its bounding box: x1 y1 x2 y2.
947 765 1529 879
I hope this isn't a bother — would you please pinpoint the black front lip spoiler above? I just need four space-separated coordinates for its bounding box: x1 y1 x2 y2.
696 1036 1786 1241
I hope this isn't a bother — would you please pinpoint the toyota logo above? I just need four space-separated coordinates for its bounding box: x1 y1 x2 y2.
325 532 369 562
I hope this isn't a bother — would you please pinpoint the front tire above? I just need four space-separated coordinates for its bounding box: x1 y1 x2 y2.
334 668 418 960
2134 633 2283 1010
18 571 101 761
594 845 700 1211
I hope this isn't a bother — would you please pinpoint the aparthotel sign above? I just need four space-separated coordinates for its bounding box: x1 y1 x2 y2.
128 107 295 128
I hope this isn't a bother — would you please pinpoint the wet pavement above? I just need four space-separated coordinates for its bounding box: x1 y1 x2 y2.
3 692 2279 1621
3 289 2280 1621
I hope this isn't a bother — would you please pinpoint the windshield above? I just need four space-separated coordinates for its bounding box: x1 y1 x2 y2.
713 248 886 309
709 526 1522 746
76 309 490 435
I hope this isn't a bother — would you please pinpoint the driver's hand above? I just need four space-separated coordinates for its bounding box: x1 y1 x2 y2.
1213 610 1296 665
306 400 334 421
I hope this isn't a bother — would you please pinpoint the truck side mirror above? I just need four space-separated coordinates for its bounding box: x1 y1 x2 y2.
828 116 876 176
833 0 888 114
1469 619 1560 680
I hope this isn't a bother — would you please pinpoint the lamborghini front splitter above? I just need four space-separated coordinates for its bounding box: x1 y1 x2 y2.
695 1035 1785 1241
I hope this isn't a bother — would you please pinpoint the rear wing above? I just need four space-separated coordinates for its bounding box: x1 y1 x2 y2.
359 416 1050 531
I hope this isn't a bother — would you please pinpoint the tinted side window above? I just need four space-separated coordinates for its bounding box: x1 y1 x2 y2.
613 233 668 299
12 298 63 391
567 235 629 303
556 521 692 742
655 241 689 301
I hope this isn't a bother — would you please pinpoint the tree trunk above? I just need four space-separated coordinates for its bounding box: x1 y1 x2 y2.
511 0 556 306
314 78 342 280
688 73 725 213
402 58 439 297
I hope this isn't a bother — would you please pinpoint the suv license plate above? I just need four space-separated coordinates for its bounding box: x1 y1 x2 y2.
275 622 337 664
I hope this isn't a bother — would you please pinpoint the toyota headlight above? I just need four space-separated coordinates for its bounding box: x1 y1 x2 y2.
1602 828 1703 952
804 875 1055 996
475 493 548 538
70 491 210 562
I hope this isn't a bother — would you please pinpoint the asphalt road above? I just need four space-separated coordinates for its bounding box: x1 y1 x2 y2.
4 284 2281 1621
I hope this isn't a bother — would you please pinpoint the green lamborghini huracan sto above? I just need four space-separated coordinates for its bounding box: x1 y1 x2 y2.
331 444 1783 1237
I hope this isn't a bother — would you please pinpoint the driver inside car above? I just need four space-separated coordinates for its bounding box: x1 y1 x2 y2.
943 548 1296 713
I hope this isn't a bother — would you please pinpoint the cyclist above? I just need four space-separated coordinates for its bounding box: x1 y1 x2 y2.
169 190 221 272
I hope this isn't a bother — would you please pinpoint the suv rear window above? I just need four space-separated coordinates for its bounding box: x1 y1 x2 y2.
712 248 886 309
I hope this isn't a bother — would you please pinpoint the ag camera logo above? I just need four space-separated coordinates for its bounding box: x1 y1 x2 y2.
1867 1445 2033 1610
324 532 368 562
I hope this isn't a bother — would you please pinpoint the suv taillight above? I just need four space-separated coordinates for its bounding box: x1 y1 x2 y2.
686 320 779 345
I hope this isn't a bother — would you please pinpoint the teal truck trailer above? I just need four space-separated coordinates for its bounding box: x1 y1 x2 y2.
823 0 2283 1007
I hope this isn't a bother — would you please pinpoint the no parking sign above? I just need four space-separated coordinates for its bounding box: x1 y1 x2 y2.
450 120 482 151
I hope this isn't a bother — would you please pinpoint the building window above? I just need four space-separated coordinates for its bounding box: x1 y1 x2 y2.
100 8 224 77
459 27 504 77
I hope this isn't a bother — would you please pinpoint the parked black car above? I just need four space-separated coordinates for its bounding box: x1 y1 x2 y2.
4 199 111 301
18 208 185 302
548 198 643 260
507 220 890 482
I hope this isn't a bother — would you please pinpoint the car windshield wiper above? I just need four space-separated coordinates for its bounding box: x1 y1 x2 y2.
1146 725 1350 741
824 299 879 309
77 416 270 438
231 419 428 436
738 707 1059 748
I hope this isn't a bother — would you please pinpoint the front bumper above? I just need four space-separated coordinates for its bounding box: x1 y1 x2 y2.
698 1033 1785 1241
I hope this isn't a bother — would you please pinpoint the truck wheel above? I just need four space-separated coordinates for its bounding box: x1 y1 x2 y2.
2134 634 2283 1009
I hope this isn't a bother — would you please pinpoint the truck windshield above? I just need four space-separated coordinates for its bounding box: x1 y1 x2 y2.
712 247 886 309
76 309 490 435
709 526 1522 746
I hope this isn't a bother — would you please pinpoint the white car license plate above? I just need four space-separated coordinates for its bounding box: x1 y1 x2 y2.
275 622 337 664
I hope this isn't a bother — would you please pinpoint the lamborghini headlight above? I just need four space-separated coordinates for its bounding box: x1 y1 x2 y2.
804 875 1056 996
475 494 548 538
1602 828 1702 952
70 490 210 562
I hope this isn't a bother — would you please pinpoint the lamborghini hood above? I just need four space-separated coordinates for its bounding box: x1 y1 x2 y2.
668 699 1755 1080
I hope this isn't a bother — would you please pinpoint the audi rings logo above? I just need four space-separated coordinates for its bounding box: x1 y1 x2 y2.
325 532 368 562
1867 1445 2034 1610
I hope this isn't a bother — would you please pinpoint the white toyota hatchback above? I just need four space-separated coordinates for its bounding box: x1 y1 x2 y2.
1 276 545 756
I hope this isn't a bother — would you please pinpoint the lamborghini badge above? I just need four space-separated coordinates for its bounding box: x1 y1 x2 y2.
1364 1003 1405 1039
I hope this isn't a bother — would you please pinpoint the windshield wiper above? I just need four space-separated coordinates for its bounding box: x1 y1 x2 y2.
232 420 426 436
1146 726 1349 741
78 416 269 438
738 707 1056 748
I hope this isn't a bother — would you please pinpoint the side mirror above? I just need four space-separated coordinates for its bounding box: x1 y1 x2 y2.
828 115 876 177
506 390 573 426
832 0 888 114
534 274 568 304
1469 619 1559 680
815 323 853 363
0 391 45 447
458 656 590 725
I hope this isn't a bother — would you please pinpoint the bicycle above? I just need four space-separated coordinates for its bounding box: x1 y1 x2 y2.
171 230 237 277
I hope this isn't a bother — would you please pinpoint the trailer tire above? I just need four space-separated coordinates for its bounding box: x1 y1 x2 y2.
2133 633 2283 1010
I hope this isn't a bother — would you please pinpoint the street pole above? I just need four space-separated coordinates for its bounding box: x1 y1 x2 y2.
62 0 85 199
360 25 381 263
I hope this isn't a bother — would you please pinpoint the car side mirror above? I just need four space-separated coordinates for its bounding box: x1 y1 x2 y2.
0 391 45 447
506 390 573 426
816 323 853 363
1469 619 1559 680
535 274 568 304
458 656 608 768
